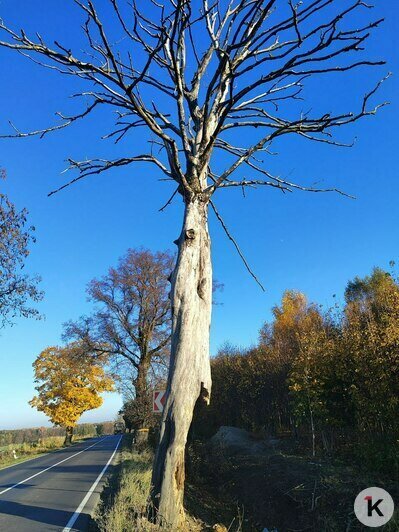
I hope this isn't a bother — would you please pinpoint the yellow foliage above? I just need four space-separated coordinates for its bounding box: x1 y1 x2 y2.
30 343 114 429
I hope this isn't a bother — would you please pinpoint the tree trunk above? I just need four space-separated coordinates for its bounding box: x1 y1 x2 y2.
151 196 212 529
135 355 150 430
64 426 73 446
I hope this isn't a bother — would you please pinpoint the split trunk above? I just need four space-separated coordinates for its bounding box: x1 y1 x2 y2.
151 196 212 528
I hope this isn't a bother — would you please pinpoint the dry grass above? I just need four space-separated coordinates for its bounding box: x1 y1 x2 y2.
98 449 154 532
0 436 66 468
97 444 203 532
0 435 95 469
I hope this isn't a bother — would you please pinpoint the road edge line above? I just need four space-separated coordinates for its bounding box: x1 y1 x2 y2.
62 435 123 532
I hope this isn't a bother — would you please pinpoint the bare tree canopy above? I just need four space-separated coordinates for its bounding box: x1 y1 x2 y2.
64 248 173 426
0 192 43 328
0 0 387 200
0 0 388 528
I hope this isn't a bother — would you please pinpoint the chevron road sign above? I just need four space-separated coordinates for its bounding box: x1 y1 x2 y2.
153 390 166 413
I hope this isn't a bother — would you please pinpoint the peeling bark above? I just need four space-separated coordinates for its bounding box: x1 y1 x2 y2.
151 196 212 529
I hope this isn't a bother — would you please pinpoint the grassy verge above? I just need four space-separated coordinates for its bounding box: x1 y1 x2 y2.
0 435 95 469
94 436 203 532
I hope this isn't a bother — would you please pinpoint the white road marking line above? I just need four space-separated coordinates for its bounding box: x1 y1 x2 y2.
62 435 123 532
0 437 108 496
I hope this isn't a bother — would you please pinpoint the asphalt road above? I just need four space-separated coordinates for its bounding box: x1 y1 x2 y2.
0 434 122 532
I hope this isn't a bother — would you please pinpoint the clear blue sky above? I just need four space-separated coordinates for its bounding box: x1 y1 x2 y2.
0 1 398 429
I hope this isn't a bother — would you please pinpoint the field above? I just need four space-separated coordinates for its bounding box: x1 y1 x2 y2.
0 436 71 469
0 422 114 469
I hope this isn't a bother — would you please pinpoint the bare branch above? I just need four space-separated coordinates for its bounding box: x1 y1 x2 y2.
0 1 387 206
210 199 265 291
159 186 180 212
0 99 101 139
48 154 172 197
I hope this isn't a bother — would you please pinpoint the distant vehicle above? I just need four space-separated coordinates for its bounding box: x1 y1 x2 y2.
114 422 125 435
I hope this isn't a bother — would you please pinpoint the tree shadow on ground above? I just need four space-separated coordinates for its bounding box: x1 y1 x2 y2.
0 499 89 530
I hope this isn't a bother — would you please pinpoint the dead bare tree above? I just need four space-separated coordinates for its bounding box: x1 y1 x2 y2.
0 0 388 527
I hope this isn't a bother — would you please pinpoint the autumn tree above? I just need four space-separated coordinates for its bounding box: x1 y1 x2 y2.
0 192 42 328
64 248 173 430
258 290 319 430
287 307 335 456
342 268 399 438
192 342 286 436
30 343 114 445
0 1 388 526
195 266 398 470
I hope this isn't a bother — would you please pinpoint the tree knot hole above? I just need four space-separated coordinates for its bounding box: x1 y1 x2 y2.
185 228 196 240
